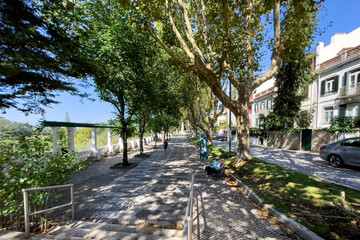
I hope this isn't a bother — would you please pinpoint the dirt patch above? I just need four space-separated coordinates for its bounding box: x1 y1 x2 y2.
110 162 138 169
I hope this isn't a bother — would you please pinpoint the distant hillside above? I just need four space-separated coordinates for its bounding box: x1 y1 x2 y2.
0 118 36 138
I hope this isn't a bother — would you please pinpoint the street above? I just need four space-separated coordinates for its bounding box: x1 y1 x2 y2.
213 140 360 191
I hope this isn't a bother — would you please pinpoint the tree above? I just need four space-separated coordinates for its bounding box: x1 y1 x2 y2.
122 0 320 162
65 112 71 122
72 1 162 165
261 51 317 130
180 75 224 144
134 55 182 155
0 0 87 114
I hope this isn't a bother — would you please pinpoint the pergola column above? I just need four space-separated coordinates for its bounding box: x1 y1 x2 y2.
118 136 123 151
181 122 184 134
52 127 61 154
107 128 114 156
67 127 75 152
92 128 100 160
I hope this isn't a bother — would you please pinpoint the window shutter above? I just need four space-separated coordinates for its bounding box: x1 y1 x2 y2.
320 80 325 96
334 76 339 92
343 72 348 87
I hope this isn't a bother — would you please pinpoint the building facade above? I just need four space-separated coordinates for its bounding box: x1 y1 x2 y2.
311 28 360 128
249 78 276 128
249 27 360 129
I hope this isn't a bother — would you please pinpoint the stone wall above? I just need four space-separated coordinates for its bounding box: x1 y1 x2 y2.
267 131 300 150
282 132 301 150
311 131 337 152
258 130 359 152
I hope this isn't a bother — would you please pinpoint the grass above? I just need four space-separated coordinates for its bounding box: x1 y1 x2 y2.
190 136 234 159
189 135 360 240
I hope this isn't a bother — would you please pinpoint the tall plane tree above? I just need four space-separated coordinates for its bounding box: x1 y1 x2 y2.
181 75 224 144
122 0 320 162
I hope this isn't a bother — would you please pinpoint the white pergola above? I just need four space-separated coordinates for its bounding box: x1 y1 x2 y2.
42 121 121 160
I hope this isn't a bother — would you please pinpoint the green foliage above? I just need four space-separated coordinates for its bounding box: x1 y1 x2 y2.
262 2 318 131
0 134 89 219
329 116 356 133
0 118 36 138
295 111 313 129
0 0 87 114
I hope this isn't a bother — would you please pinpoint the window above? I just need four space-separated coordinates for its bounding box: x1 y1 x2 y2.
260 101 265 110
349 70 360 88
254 104 258 112
256 118 259 127
324 107 333 123
326 79 334 93
345 103 360 118
342 139 360 148
320 76 339 96
266 99 272 109
339 104 347 117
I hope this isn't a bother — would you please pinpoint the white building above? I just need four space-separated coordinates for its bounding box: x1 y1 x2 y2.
248 27 360 130
311 27 360 128
248 78 276 128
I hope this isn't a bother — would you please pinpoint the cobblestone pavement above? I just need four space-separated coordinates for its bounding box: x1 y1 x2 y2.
213 140 360 191
69 135 293 239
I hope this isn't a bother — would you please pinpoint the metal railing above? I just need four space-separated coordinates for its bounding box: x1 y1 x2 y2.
340 83 360 97
183 173 195 240
22 184 74 236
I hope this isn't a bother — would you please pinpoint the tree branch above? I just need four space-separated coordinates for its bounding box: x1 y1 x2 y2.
176 0 204 60
165 0 195 62
251 0 282 90
146 23 186 70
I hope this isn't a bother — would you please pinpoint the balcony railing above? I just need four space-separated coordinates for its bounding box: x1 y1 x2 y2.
340 83 360 97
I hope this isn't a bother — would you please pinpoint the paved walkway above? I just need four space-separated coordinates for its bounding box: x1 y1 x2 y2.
71 135 292 239
213 140 360 191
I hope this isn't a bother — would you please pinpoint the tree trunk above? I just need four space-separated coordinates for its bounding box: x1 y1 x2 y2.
199 125 213 145
235 99 251 162
139 131 144 155
155 133 157 147
139 118 146 155
122 125 129 166
207 127 213 145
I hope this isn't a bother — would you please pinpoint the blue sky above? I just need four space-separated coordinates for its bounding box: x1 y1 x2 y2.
2 0 360 125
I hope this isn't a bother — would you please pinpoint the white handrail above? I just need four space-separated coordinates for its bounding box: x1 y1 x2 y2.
183 173 195 240
22 184 74 236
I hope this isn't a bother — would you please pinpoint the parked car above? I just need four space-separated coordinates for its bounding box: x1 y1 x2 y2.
217 135 228 141
320 137 360 167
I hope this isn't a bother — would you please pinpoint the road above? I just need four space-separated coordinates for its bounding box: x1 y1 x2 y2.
213 140 360 191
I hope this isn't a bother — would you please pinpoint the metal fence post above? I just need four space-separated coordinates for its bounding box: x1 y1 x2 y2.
22 189 30 236
71 185 74 220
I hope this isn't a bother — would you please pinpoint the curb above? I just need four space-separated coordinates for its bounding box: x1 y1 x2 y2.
226 171 324 240
253 144 319 156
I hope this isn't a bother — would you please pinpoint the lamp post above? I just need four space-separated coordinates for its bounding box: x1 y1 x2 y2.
228 79 231 152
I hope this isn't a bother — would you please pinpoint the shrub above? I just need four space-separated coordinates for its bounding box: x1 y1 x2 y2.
0 134 89 228
329 116 356 133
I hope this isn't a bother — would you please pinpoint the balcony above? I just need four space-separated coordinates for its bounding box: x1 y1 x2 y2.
339 83 360 98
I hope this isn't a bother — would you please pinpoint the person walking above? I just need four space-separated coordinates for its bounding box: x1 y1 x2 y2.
163 139 168 152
